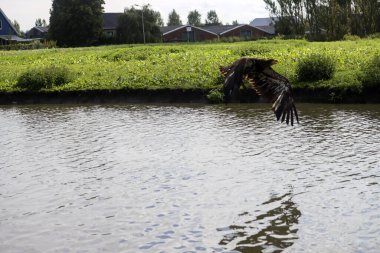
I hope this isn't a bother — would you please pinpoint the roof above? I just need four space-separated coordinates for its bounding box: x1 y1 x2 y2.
160 25 184 34
203 25 242 35
0 35 34 42
103 13 123 30
250 17 278 27
33 26 49 33
250 17 278 35
26 26 49 34
0 8 19 36
254 25 276 35
205 24 274 35
160 25 218 36
161 24 271 37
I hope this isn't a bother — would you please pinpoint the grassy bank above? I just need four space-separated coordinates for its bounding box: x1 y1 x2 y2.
0 39 379 103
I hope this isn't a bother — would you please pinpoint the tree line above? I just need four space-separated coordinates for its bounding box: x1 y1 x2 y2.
47 0 230 46
264 0 380 40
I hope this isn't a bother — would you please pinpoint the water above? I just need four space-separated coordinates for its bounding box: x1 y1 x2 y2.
0 103 379 253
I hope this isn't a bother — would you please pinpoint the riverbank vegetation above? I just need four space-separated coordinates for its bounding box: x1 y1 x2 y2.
264 0 380 41
0 39 379 103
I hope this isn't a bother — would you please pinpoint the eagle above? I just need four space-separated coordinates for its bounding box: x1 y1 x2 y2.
220 57 299 126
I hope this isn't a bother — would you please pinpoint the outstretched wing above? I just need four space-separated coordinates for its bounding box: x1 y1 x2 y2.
220 58 253 101
248 67 299 126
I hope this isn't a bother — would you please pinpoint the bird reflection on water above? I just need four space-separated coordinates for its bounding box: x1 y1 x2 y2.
218 192 301 253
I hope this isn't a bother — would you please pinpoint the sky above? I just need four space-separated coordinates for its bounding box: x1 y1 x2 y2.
0 0 269 32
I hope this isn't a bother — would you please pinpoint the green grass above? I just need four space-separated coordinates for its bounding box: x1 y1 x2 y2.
0 39 379 94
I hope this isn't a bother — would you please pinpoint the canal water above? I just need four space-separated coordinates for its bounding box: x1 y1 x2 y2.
0 104 379 253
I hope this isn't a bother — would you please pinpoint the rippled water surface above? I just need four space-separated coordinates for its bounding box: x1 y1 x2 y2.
0 103 379 253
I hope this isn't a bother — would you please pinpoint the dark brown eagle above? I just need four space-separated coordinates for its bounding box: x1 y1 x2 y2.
220 57 299 126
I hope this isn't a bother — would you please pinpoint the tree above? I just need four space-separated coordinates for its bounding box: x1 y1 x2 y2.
351 0 380 35
35 18 48 27
263 0 305 36
232 20 239 25
187 10 202 26
167 9 182 26
12 20 21 35
264 0 380 40
205 10 222 26
117 6 162 44
49 0 104 46
154 11 164 27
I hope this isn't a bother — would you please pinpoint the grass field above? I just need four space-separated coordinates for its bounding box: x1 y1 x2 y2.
0 39 379 97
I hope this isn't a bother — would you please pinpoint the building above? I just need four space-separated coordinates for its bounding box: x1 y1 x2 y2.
250 17 278 35
26 26 49 39
102 12 122 38
161 25 218 42
23 13 123 41
0 8 31 44
205 24 272 40
161 24 273 43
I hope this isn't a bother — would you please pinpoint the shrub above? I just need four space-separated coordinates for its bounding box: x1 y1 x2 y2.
368 33 380 39
296 54 336 82
0 40 57 51
17 66 73 91
220 36 243 43
207 88 224 103
343 34 361 41
360 54 380 90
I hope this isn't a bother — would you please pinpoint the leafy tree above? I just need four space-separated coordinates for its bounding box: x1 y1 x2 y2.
49 0 104 47
35 18 48 27
351 0 380 35
263 0 305 36
117 6 162 44
154 11 164 27
205 10 222 26
264 0 380 40
167 9 182 26
187 10 202 26
12 20 21 35
232 20 239 25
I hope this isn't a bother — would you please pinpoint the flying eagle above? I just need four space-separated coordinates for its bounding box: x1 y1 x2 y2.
220 58 299 126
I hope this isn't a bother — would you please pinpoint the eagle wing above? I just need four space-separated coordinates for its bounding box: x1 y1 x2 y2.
220 58 253 101
220 57 299 125
248 67 299 126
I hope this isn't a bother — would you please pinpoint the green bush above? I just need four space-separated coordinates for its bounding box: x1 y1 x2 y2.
296 54 336 82
17 66 72 90
360 54 380 89
368 33 380 39
343 34 361 41
207 88 224 103
0 40 57 51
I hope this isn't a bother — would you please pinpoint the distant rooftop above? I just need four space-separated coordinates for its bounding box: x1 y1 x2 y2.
33 26 49 33
160 25 184 35
0 35 34 42
203 25 242 35
250 17 278 35
103 13 123 30
161 24 271 36
250 17 278 27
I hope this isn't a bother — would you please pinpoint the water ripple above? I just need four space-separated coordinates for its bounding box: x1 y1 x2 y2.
0 103 379 253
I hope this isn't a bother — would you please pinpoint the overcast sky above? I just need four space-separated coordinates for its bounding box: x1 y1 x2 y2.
0 0 269 32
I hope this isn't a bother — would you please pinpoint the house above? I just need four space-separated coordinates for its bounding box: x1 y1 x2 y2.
250 17 278 35
205 24 272 40
25 13 123 41
26 26 48 39
161 25 219 42
161 24 273 43
102 12 122 38
0 8 31 44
